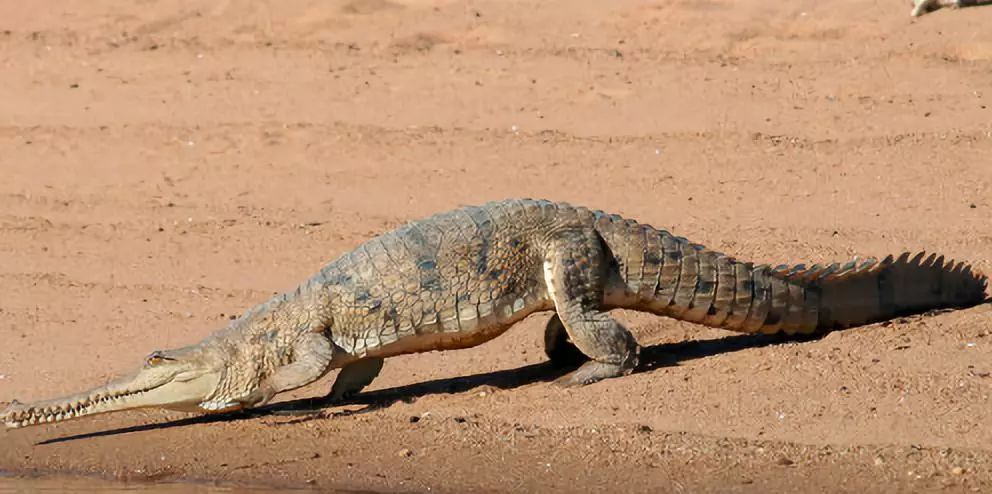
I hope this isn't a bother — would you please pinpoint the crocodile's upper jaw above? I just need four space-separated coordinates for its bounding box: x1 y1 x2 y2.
1 348 227 429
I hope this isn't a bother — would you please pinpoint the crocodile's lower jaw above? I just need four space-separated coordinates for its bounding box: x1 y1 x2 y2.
3 388 159 428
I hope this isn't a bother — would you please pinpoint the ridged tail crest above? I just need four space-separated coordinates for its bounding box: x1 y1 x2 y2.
813 252 987 330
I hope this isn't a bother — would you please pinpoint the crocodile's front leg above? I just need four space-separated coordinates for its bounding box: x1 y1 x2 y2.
543 314 589 368
237 332 334 408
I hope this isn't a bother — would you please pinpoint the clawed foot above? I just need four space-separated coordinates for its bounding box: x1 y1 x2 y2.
235 383 278 409
553 361 634 387
322 387 360 405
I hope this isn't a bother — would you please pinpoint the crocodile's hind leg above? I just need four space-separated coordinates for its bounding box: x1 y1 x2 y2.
544 229 640 386
327 357 385 402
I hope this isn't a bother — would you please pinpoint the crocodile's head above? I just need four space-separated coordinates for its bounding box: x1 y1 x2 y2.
1 343 243 429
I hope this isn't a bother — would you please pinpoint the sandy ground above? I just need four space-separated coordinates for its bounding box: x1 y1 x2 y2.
1 0 992 492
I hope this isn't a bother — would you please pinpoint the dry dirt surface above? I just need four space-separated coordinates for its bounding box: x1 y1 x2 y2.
1 0 992 492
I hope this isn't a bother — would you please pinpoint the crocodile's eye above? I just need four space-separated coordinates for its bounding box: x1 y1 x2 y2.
145 351 174 367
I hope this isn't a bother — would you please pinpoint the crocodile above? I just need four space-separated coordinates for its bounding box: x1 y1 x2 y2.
912 0 992 16
2 199 987 429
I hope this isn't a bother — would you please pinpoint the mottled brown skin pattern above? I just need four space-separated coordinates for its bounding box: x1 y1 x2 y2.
242 198 987 405
3 199 988 427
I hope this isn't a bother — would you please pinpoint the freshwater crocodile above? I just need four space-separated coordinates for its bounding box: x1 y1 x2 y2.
2 199 987 428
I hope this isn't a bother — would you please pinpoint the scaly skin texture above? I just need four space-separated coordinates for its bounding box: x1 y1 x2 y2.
2 199 988 428
911 0 992 16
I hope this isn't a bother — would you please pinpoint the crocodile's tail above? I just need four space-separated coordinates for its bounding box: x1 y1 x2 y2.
595 217 989 335
672 251 988 335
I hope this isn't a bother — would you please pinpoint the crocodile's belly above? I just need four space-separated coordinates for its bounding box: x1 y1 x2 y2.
356 289 553 359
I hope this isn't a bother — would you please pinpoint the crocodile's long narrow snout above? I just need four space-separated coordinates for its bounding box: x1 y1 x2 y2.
2 347 225 429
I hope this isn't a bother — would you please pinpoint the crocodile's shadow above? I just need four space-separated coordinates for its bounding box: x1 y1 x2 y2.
37 331 818 445
323 331 818 409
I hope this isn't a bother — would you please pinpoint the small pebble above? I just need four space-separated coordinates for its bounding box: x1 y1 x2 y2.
397 448 413 457
952 467 965 475
776 456 794 466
